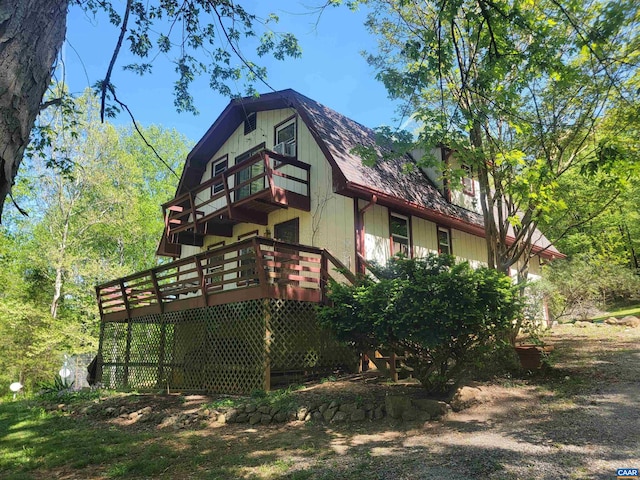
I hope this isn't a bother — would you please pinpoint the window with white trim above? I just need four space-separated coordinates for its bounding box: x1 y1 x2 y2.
205 241 225 290
210 156 227 196
390 213 410 257
274 120 296 157
438 227 452 255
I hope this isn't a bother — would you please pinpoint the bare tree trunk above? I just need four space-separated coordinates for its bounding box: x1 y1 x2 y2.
51 210 71 319
0 0 68 222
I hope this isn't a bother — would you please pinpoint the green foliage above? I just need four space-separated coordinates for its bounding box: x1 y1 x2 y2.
539 254 640 321
319 255 522 392
75 1 302 115
0 89 192 395
343 0 640 276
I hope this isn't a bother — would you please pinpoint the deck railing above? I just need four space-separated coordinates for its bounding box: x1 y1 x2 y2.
96 237 354 322
163 150 311 240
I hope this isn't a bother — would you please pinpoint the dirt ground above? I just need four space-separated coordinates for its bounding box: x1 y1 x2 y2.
38 324 640 479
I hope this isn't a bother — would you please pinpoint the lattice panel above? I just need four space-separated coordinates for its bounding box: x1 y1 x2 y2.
268 300 357 374
99 299 355 393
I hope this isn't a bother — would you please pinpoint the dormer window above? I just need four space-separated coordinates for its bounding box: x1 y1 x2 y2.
244 112 257 135
461 164 474 195
274 117 296 157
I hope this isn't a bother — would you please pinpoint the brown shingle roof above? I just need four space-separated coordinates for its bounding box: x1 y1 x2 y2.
179 88 561 258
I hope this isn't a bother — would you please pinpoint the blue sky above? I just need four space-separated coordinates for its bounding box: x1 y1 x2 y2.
63 1 400 144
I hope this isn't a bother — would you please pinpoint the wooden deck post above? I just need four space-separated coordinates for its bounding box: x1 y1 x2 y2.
119 280 132 387
389 351 398 382
263 298 272 392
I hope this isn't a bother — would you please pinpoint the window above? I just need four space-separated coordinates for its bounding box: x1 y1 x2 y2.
235 143 266 201
235 142 265 164
438 227 452 255
205 241 225 290
244 112 256 135
274 218 299 244
210 156 227 196
273 218 300 285
237 230 258 284
461 164 474 195
390 213 410 257
274 117 296 157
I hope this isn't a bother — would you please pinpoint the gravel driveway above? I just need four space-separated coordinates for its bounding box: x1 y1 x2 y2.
276 324 639 480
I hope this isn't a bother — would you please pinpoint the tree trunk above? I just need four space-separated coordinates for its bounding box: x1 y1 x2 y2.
0 0 68 222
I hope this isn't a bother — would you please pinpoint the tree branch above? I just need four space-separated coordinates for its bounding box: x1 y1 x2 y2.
107 85 179 179
100 0 132 122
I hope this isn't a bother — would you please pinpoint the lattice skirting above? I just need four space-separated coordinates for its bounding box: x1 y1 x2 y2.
98 300 356 394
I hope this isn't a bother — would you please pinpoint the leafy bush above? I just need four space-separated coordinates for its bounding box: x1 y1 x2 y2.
540 254 640 321
319 255 522 393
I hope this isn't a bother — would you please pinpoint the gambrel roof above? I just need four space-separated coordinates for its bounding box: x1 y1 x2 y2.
175 89 561 259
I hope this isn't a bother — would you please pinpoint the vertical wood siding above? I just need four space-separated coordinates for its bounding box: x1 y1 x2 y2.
182 108 356 273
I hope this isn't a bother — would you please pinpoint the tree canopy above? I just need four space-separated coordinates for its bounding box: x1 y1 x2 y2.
0 0 301 222
347 0 639 275
0 90 190 393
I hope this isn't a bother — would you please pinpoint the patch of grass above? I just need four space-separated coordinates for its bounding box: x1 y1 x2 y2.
590 304 640 321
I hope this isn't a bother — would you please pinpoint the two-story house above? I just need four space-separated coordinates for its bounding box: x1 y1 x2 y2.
95 89 561 394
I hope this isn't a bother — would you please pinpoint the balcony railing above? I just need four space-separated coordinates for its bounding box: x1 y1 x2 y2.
162 150 310 247
96 237 355 322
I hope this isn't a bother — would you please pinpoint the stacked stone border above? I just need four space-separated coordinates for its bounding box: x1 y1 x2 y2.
87 385 485 429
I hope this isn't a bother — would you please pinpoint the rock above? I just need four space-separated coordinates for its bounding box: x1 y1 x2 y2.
269 406 280 416
249 413 261 425
331 411 347 423
158 415 178 428
604 317 619 325
412 399 450 418
138 406 153 415
328 400 339 410
311 411 323 421
373 405 385 420
260 414 272 425
449 385 487 412
297 407 309 421
385 395 413 419
350 409 366 422
128 411 140 421
245 404 256 413
217 413 227 424
619 316 640 328
402 407 419 421
235 414 248 423
318 403 328 414
340 402 358 414
323 407 338 422
226 408 238 423
274 412 288 423
574 321 591 328
258 405 271 414
363 403 375 412
104 407 117 416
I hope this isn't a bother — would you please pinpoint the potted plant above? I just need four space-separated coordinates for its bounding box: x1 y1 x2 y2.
514 323 554 370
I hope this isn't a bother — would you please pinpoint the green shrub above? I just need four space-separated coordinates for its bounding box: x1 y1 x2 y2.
319 255 522 393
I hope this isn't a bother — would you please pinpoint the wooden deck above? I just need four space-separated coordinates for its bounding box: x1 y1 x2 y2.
160 150 311 251
96 237 355 323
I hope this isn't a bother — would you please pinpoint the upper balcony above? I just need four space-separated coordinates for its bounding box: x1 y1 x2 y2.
160 149 310 253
